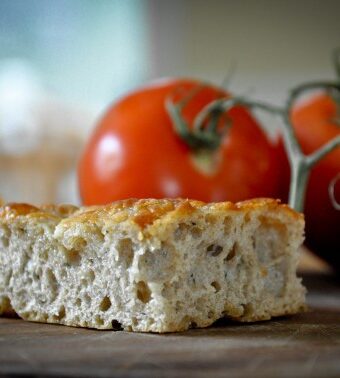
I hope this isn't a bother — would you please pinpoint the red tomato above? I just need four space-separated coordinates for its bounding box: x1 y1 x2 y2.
291 94 340 270
79 79 282 205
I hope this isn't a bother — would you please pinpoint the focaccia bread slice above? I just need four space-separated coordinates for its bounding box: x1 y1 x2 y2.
0 198 306 332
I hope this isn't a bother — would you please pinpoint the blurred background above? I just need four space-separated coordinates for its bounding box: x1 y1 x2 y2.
0 0 339 205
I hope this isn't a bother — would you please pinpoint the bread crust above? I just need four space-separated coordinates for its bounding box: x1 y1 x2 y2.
0 197 302 229
0 203 79 220
0 198 305 332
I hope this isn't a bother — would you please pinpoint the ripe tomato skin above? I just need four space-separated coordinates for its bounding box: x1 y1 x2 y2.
79 78 282 206
291 94 340 270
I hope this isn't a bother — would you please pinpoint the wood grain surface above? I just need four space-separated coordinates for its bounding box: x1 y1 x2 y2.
1 274 339 378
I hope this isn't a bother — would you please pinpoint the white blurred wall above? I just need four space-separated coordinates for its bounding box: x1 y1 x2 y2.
147 0 340 104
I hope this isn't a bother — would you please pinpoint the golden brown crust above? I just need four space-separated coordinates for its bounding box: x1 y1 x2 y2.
235 198 303 220
0 198 303 229
39 204 79 218
70 198 302 229
0 203 79 221
0 203 40 216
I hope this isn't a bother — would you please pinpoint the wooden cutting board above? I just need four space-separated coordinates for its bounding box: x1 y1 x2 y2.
1 273 339 378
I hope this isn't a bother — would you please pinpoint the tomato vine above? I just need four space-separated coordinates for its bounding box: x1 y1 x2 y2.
181 53 340 213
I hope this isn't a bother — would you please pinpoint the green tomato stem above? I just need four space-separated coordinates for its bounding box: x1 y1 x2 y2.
305 136 340 167
288 81 340 108
166 73 340 213
329 173 340 210
289 159 310 213
166 87 228 151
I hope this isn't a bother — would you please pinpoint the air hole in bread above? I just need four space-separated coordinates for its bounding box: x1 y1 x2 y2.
46 268 57 287
136 281 151 303
255 217 287 263
191 225 202 239
111 319 123 331
72 237 87 250
84 294 91 305
19 252 29 273
174 223 187 240
195 297 206 312
95 315 104 326
1 236 9 248
251 236 256 249
174 223 202 240
45 268 58 301
33 267 42 280
189 273 196 285
242 303 253 317
60 269 67 279
16 227 25 238
57 305 66 320
244 213 251 223
0 296 13 313
99 296 112 312
225 243 238 261
87 270 95 282
211 281 221 293
175 301 182 312
40 250 48 262
65 249 81 265
190 321 197 328
0 225 10 248
224 216 232 233
205 214 217 224
206 244 223 257
161 283 172 299
181 315 191 326
116 238 133 267
4 268 12 286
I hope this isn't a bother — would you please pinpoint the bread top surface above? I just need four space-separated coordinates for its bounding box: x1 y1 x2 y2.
0 203 79 221
0 198 303 231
